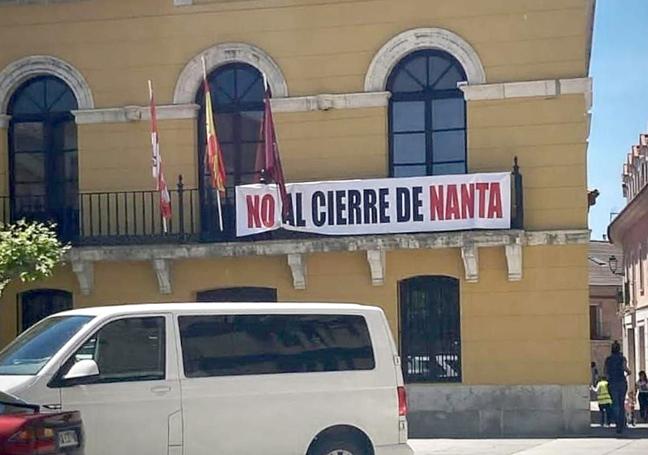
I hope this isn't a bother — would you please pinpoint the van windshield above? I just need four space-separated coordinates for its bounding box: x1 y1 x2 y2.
0 316 94 376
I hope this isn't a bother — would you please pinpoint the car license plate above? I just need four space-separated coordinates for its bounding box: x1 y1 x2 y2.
58 430 78 448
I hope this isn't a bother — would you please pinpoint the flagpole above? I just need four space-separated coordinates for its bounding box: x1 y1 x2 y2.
202 56 224 232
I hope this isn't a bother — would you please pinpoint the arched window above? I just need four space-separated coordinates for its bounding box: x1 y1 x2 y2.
387 50 467 178
18 289 73 332
8 76 79 241
399 276 461 383
196 63 265 240
196 287 277 302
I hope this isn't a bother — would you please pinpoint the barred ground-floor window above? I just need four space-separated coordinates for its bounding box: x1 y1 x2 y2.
18 289 72 332
399 275 461 383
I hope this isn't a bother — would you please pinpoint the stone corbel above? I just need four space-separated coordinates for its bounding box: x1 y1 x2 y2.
123 106 142 122
0 114 10 128
461 244 479 283
366 250 386 286
152 259 172 294
287 253 307 290
72 261 94 296
316 95 334 111
505 243 523 281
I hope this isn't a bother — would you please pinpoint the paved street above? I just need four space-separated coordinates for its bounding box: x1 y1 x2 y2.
411 438 648 455
410 426 648 454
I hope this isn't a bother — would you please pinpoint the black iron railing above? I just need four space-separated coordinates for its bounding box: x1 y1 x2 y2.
77 179 201 245
0 159 524 246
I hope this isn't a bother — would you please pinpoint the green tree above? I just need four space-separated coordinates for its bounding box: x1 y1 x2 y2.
0 220 69 294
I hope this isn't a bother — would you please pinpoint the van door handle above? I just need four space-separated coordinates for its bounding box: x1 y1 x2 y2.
150 386 171 395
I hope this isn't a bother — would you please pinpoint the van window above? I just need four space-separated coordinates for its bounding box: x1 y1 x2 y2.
0 316 93 376
69 317 165 383
178 314 375 378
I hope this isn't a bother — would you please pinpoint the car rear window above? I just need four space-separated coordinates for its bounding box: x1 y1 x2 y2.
178 314 375 378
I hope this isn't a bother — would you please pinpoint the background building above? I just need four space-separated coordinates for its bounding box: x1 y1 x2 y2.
588 241 623 374
0 0 594 436
609 133 648 381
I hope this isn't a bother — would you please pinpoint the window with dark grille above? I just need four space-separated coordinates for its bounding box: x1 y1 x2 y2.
196 287 277 302
195 63 265 240
178 314 375 378
8 76 79 241
19 289 73 332
399 276 461 383
387 50 467 178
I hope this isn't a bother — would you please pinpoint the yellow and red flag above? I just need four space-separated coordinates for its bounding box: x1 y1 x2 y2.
203 77 227 195
202 57 227 231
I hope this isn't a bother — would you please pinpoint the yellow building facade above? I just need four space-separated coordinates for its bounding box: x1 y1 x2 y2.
0 0 593 436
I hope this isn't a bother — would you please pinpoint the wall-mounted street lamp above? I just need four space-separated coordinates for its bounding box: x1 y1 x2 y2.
608 255 623 276
608 255 628 306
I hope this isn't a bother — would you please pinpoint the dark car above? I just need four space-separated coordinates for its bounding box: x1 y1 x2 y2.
0 391 83 455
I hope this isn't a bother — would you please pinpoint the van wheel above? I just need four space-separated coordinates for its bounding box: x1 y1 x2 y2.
310 437 366 455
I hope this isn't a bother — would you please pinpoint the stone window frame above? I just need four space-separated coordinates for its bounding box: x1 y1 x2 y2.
364 27 486 92
173 42 288 105
0 55 94 117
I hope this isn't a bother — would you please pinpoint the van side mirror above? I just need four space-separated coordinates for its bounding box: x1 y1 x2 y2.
63 359 99 381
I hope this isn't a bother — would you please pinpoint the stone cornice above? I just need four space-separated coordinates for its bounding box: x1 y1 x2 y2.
68 77 589 125
460 77 593 110
67 229 589 293
67 229 590 263
271 92 390 113
72 103 199 124
70 92 390 124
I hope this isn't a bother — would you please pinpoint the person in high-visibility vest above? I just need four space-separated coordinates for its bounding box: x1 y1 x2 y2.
592 376 613 427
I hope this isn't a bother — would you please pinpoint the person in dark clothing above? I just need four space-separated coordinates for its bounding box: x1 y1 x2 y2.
636 370 648 422
604 341 631 434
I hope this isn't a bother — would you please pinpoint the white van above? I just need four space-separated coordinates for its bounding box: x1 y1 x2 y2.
0 303 413 455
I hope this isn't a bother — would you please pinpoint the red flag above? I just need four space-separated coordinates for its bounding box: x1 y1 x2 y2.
148 81 172 230
257 85 290 219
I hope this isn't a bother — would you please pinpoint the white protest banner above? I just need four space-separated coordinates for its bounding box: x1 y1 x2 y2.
236 172 511 237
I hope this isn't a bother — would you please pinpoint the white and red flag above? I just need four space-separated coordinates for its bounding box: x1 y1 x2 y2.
202 57 227 230
148 80 172 232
